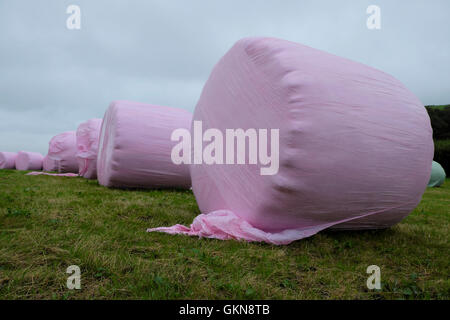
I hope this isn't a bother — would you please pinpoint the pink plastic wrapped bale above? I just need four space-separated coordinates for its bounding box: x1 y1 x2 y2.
47 131 78 173
97 101 192 189
76 118 103 179
43 155 58 172
149 37 434 245
0 152 17 169
15 151 44 171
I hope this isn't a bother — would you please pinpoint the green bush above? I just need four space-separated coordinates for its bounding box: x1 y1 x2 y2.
434 139 450 174
426 105 450 140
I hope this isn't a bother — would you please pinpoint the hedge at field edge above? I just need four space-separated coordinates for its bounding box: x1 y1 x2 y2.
434 139 450 174
426 105 450 140
425 105 449 175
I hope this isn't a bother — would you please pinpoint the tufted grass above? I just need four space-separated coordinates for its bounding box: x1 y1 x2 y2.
0 170 448 299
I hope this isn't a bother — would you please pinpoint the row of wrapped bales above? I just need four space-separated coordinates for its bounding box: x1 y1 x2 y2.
1 151 45 170
1 103 192 187
0 134 79 173
41 120 103 177
1 120 103 176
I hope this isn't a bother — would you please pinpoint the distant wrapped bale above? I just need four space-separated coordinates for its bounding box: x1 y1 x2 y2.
15 151 44 170
76 118 103 179
43 154 58 172
0 152 17 169
428 161 446 187
47 131 78 173
97 101 192 189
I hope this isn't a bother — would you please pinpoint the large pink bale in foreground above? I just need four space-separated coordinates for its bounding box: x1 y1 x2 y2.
15 151 44 171
47 131 78 173
0 152 17 169
76 118 103 179
149 37 434 244
43 155 58 172
97 101 192 189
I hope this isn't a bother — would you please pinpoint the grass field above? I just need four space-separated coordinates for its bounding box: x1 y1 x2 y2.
0 170 448 300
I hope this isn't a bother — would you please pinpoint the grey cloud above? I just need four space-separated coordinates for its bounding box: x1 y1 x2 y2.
0 0 449 154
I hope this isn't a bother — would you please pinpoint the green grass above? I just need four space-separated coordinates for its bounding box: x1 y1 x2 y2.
0 170 448 300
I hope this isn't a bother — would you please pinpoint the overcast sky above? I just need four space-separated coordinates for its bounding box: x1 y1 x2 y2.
0 0 449 154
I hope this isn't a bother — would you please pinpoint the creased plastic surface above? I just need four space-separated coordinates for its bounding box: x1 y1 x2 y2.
48 131 78 173
148 210 331 245
26 171 78 177
0 152 17 169
15 151 44 171
428 161 446 187
149 37 434 244
76 118 103 179
43 155 58 172
97 101 192 189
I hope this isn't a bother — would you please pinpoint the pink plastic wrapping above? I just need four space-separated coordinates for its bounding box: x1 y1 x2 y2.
149 37 434 244
15 151 44 171
0 152 17 169
43 155 58 172
27 171 78 177
97 101 192 189
76 118 103 179
47 131 78 173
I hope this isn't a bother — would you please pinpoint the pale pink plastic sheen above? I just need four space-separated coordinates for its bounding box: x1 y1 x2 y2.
43 155 58 172
15 151 44 171
47 131 78 173
76 118 103 179
97 101 192 189
149 37 434 244
26 171 78 177
0 152 17 169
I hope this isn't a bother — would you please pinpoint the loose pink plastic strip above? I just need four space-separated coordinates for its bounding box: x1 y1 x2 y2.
148 210 330 245
148 202 415 245
26 171 78 177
